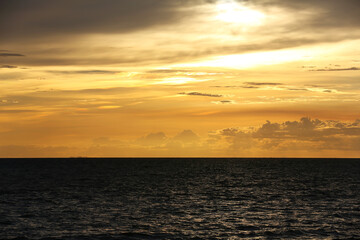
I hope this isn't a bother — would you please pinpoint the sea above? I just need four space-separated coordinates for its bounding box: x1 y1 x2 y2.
1 158 359 239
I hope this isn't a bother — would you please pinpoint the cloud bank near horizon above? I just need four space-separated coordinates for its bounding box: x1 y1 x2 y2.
1 117 359 158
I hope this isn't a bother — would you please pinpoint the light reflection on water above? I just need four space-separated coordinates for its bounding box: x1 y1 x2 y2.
1 158 359 239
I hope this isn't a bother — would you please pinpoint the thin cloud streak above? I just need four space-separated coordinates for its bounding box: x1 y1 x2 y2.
179 92 223 98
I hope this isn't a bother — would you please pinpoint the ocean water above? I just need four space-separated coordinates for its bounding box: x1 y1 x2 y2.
0 158 359 240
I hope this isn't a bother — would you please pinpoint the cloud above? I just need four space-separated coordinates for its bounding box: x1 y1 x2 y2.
238 82 283 89
0 0 194 41
0 53 24 57
137 132 167 146
250 0 360 29
214 117 360 154
47 70 120 74
243 82 283 86
1 0 360 68
36 86 136 96
147 69 193 74
285 88 310 91
179 92 223 98
0 109 38 113
173 130 199 143
0 65 17 68
1 118 359 157
212 100 236 104
311 67 360 71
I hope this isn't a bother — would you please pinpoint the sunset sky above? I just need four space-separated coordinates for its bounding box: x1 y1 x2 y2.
1 0 360 157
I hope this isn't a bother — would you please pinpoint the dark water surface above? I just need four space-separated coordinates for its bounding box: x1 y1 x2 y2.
1 158 360 239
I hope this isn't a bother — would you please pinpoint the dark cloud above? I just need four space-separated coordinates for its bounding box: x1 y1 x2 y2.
252 117 360 141
0 109 38 113
0 0 194 41
286 88 310 91
311 67 360 72
216 117 360 152
179 92 223 98
302 66 316 69
0 53 25 57
0 0 359 68
47 70 120 74
147 69 193 74
0 65 17 68
38 86 136 95
244 82 283 86
219 100 234 104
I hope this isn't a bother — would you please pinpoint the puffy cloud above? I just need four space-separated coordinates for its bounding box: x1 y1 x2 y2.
214 117 360 154
1 118 359 157
173 130 200 143
137 132 167 146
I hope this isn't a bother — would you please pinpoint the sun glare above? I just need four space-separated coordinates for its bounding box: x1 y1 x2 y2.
215 1 265 25
174 48 315 69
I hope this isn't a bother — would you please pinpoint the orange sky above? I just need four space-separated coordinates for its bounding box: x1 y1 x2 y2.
1 0 360 157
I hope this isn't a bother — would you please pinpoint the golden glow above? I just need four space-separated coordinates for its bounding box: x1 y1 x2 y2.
215 1 265 25
154 77 208 85
1 1 360 157
175 48 315 69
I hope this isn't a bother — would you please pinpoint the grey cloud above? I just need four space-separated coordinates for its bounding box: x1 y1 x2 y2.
215 117 360 152
219 100 235 104
244 82 283 86
147 69 193 74
179 92 223 98
0 109 37 113
4 0 358 43
0 53 25 57
1 0 359 68
302 66 316 69
38 86 136 95
311 67 360 72
0 65 17 68
212 100 236 105
286 88 310 91
47 70 120 74
253 117 360 139
0 36 356 68
0 0 194 41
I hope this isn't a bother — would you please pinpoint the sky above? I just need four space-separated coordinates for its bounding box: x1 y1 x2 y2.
1 0 360 157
